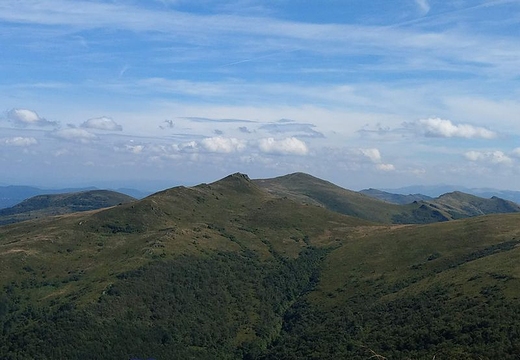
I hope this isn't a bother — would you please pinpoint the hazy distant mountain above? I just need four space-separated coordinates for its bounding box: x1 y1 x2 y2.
113 187 152 199
0 185 148 209
384 185 520 204
0 190 136 225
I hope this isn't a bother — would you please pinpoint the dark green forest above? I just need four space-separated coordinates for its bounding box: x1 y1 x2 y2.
1 249 327 359
3 247 520 359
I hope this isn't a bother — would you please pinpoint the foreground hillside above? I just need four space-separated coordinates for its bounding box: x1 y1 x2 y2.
0 190 136 226
1 173 520 359
255 172 520 224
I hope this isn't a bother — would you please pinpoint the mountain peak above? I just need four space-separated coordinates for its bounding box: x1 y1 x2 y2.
207 172 263 195
226 172 251 181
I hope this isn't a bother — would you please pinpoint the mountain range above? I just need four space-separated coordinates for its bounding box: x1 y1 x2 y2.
381 184 520 204
1 172 520 359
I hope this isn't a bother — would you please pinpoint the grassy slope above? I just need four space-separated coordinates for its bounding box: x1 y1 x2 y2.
268 213 520 359
0 173 369 305
2 173 520 358
254 172 416 223
430 191 520 219
255 172 520 224
0 190 136 225
0 173 373 359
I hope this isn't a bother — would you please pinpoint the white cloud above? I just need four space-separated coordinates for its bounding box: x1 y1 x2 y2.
52 128 97 143
414 118 497 139
359 148 394 170
360 148 381 163
126 145 144 154
377 163 395 171
258 137 308 155
465 150 513 165
200 137 246 153
2 136 38 146
81 116 123 131
465 150 483 162
6 108 57 127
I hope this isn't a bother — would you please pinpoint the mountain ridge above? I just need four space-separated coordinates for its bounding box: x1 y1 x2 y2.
255 172 520 224
1 172 520 358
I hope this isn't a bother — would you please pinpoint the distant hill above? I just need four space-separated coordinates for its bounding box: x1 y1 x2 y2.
0 185 148 210
0 190 136 225
359 188 433 204
385 184 520 204
255 172 520 224
429 191 520 219
2 172 520 358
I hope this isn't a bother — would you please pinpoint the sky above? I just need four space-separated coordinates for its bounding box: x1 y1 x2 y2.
1 0 520 191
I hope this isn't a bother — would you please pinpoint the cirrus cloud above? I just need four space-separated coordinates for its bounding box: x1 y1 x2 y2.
415 0 430 15
258 137 308 155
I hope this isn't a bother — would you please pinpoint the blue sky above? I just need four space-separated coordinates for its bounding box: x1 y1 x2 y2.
1 0 520 191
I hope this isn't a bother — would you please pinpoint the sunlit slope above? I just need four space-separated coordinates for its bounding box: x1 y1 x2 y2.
255 172 520 224
431 191 520 219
